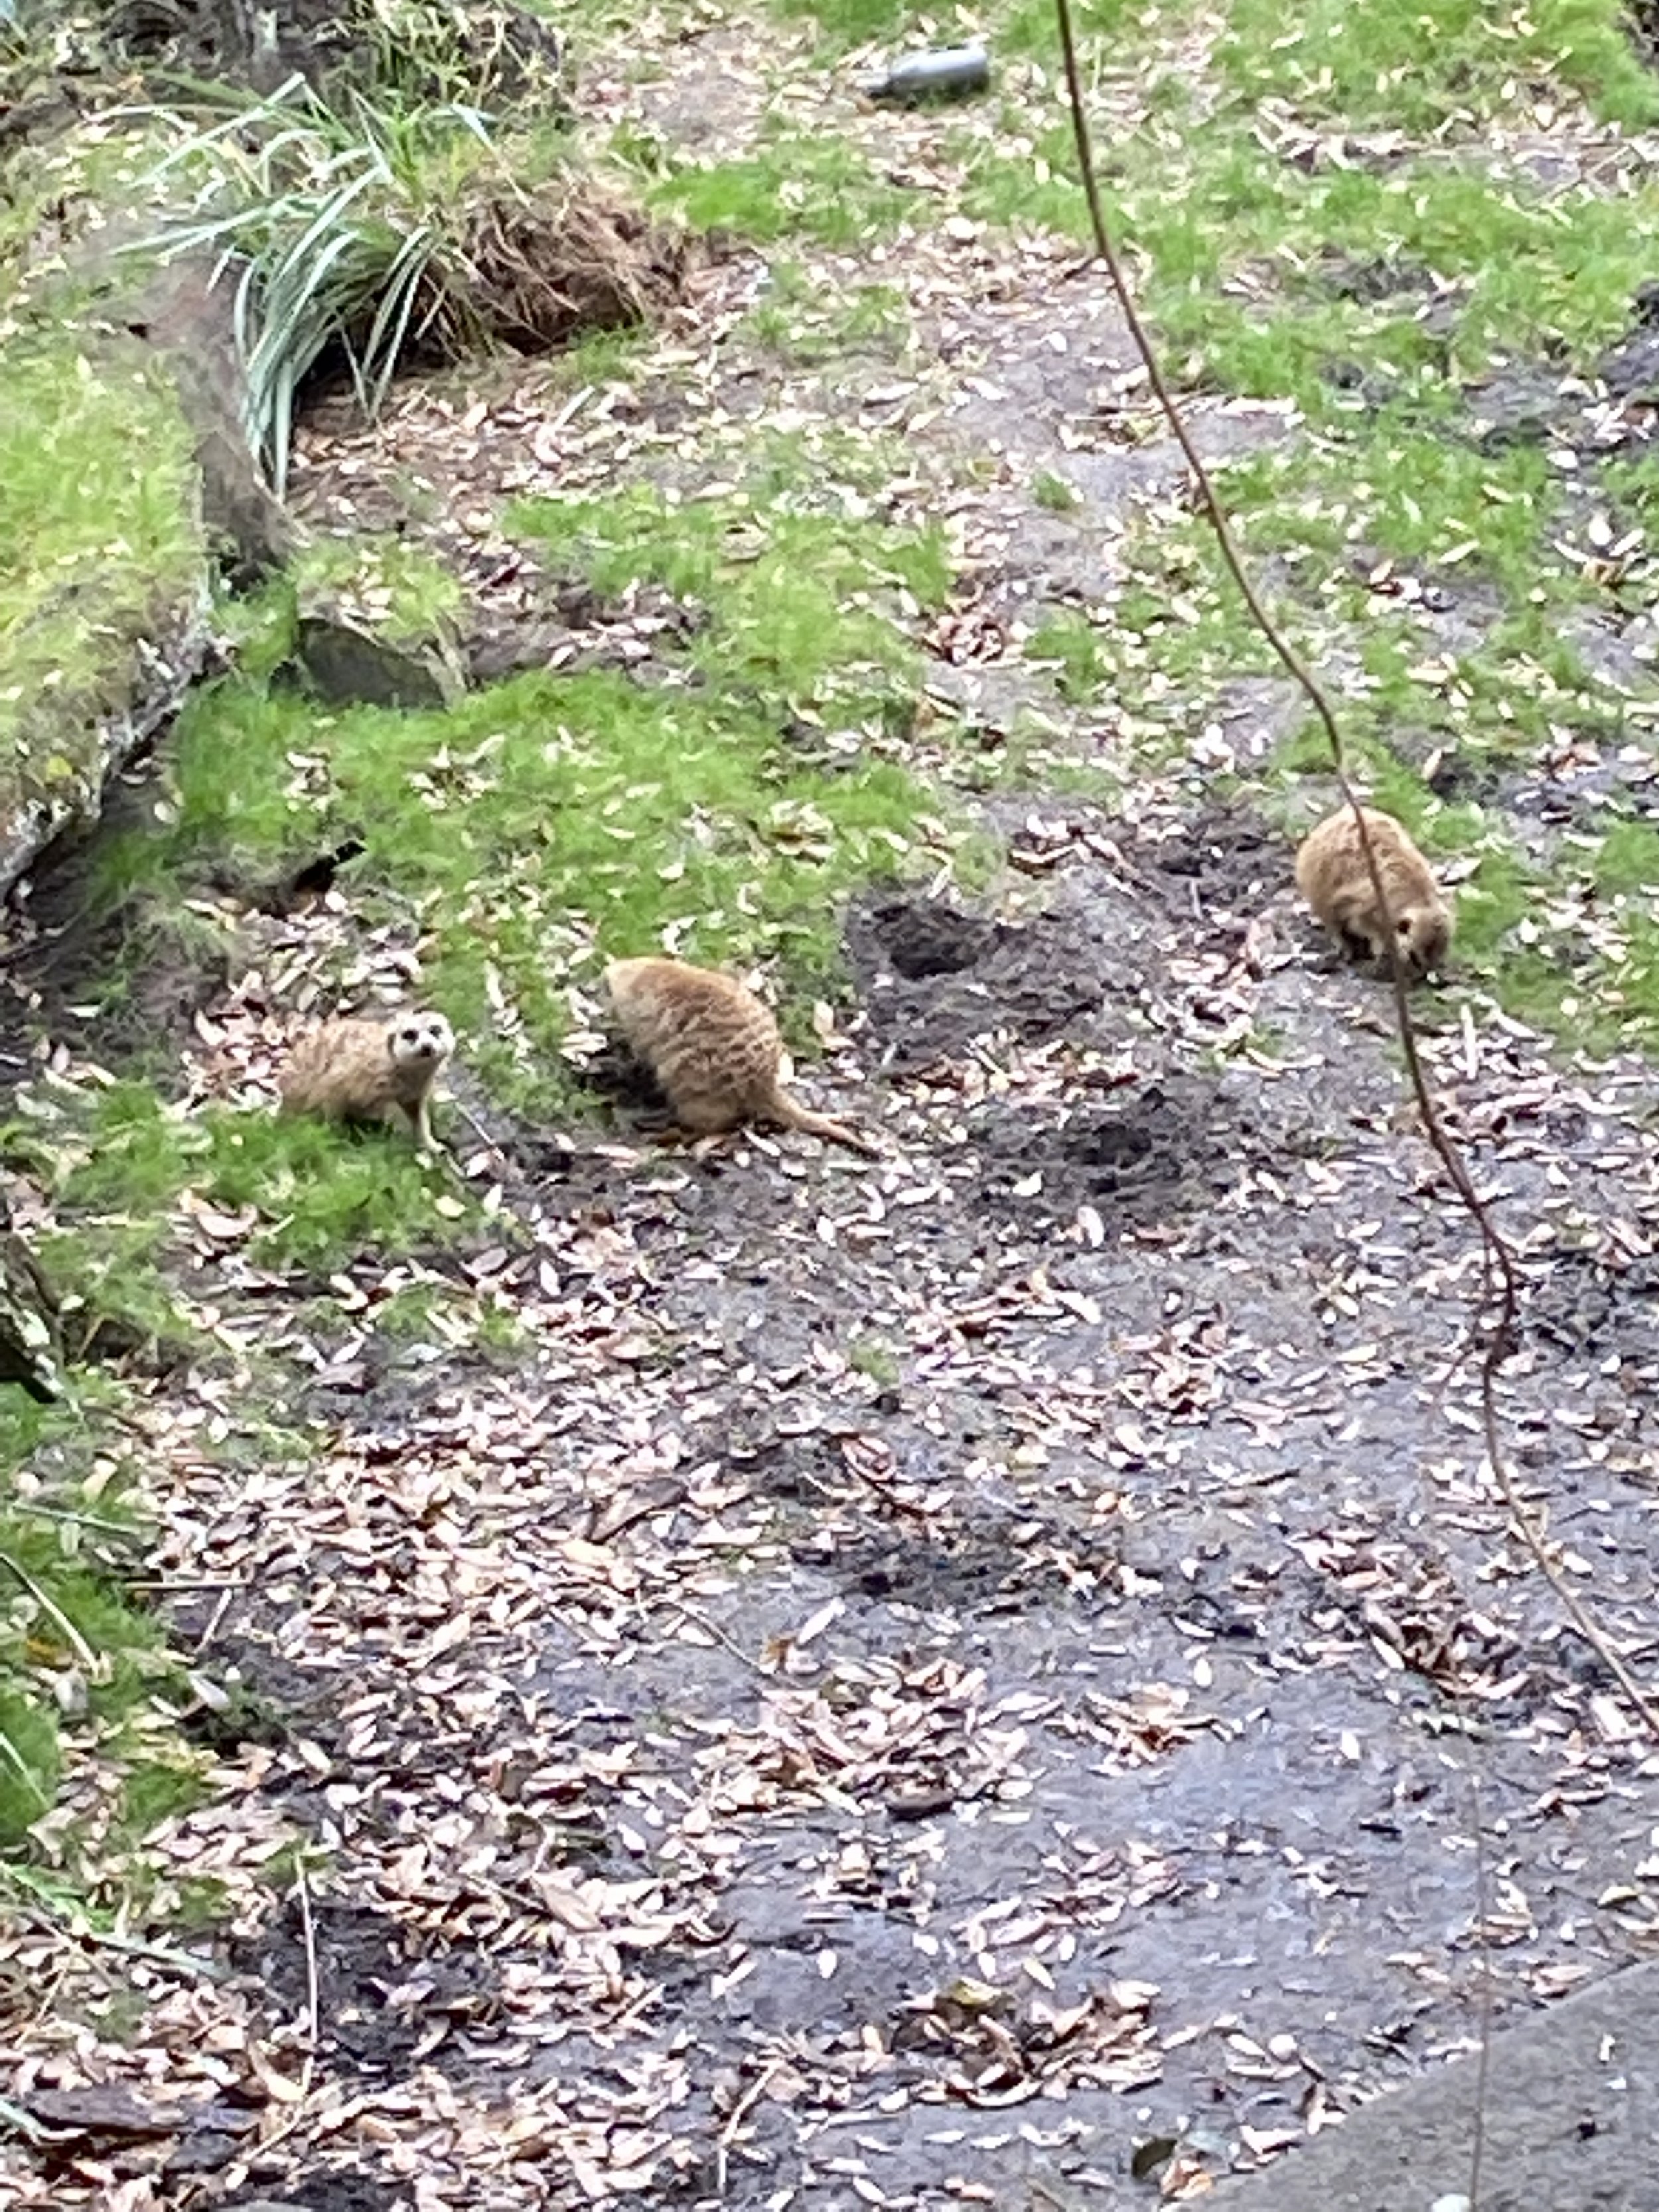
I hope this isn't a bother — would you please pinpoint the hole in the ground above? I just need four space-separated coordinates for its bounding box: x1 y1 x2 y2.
1065 1118 1155 1173
865 897 999 981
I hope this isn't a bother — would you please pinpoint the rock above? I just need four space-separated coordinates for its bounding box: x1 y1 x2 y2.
1208 1961 1659 2212
288 611 463 711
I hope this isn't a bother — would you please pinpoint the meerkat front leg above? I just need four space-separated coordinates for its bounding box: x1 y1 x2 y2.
407 1088 469 1183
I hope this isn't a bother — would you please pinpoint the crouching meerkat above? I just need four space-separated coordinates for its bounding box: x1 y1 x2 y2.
1295 806 1452 981
603 956 880 1158
277 1009 455 1149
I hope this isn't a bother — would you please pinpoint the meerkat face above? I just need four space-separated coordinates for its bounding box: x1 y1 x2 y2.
386 1011 455 1068
1396 906 1450 980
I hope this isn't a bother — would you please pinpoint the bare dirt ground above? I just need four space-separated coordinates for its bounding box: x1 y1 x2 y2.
7 28 1659 2212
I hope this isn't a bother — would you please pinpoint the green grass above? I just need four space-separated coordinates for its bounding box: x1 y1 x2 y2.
0 1403 179 1850
1027 611 1110 703
1033 471 1082 515
1214 0 1659 131
650 133 917 248
285 534 464 647
10 0 1659 1937
0 232 220 1885
31 1081 474 1277
0 348 973 1613
614 0 1659 1059
104 486 960 1098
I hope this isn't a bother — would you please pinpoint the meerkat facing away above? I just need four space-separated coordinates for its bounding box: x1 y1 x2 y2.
603 956 880 1158
277 1010 455 1149
1295 806 1452 981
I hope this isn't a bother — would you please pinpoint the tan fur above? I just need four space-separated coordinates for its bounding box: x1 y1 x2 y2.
604 957 879 1158
1295 806 1452 980
277 1010 454 1147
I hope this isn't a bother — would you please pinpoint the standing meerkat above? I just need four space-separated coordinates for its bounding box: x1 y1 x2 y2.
603 956 880 1159
1295 806 1452 981
277 1009 455 1149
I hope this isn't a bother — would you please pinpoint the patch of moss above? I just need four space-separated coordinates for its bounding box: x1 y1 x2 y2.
0 339 204 848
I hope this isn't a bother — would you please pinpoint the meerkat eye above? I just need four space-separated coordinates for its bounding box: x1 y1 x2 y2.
1396 916 1413 935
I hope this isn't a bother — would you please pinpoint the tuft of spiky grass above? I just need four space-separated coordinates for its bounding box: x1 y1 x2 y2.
130 76 687 493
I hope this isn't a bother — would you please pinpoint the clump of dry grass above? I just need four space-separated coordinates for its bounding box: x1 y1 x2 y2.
463 182 695 353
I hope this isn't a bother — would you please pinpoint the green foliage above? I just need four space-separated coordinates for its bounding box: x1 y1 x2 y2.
1033 471 1081 515
287 534 463 646
651 134 915 248
38 1081 471 1276
357 0 570 111
0 1402 170 1851
1214 0 1659 131
119 1757 210 1834
1027 611 1108 702
137 80 506 492
84 483 962 1145
0 1688 60 1842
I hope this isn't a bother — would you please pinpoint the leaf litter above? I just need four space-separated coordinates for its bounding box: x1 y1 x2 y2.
7 11 1659 2212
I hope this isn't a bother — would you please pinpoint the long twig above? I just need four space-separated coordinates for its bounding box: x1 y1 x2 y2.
714 2057 782 2197
1467 1769 1492 2212
252 1859 321 2159
644 1593 775 1680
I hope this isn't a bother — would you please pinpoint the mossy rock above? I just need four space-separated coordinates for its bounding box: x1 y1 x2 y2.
0 338 211 893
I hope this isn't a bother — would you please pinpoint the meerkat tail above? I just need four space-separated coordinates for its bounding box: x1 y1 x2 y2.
774 1094 882 1158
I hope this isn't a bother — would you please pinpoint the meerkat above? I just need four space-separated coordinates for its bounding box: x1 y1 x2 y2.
603 956 880 1158
277 1009 454 1149
1295 806 1452 981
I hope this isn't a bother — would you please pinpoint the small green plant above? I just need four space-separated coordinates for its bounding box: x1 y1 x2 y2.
847 1334 899 1386
1027 610 1108 703
1033 471 1081 515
